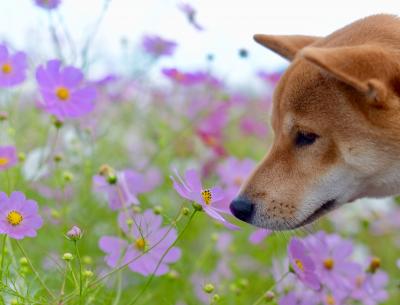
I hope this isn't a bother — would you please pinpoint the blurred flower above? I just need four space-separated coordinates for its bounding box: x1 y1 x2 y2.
36 59 96 119
0 145 17 171
93 168 161 210
162 68 209 86
34 0 61 10
66 225 82 241
288 238 320 290
100 209 181 276
142 35 177 57
240 117 268 138
279 291 319 305
351 270 388 305
249 228 271 244
197 104 230 157
171 168 239 230
258 70 283 87
178 3 204 31
303 231 362 293
0 45 27 87
0 191 43 239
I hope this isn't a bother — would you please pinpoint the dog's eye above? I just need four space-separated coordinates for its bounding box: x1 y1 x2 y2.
295 132 319 147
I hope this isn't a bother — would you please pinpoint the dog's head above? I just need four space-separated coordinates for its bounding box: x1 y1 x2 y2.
230 16 400 230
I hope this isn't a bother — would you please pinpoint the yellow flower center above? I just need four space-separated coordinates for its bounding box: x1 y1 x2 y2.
56 87 70 101
326 294 335 305
0 157 9 166
201 189 212 205
323 258 335 270
7 210 23 226
355 275 364 288
1 63 12 74
135 238 146 251
295 259 304 272
204 135 217 147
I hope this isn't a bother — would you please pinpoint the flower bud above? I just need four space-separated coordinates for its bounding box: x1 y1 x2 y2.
182 207 190 215
192 202 203 211
265 291 275 302
0 112 8 121
54 154 63 163
212 294 220 302
52 116 64 129
239 278 249 289
153 206 163 215
19 257 28 266
62 253 74 261
66 226 82 241
18 152 25 162
10 299 18 305
203 283 214 294
63 171 74 182
167 269 179 279
132 206 141 213
83 270 94 278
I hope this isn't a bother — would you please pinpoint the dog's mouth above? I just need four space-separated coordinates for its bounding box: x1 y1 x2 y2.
294 199 338 228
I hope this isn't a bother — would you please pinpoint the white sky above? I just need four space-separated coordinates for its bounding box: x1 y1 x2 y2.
0 0 399 84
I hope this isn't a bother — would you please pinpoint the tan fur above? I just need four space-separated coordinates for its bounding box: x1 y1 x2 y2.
241 14 400 230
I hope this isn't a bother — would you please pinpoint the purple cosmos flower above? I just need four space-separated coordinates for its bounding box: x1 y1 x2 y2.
34 0 61 10
142 35 177 57
249 228 271 244
240 117 268 138
93 169 160 210
66 225 82 241
303 231 362 294
178 3 204 31
0 146 17 171
36 60 96 119
288 238 320 290
351 271 388 305
257 70 283 86
171 168 239 230
0 45 27 87
0 191 43 239
162 68 209 86
279 290 319 305
99 209 181 276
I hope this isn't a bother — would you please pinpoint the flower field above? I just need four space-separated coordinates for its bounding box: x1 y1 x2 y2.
0 1 399 304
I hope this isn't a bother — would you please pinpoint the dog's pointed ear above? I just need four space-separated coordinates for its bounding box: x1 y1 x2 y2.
253 34 320 61
301 45 395 108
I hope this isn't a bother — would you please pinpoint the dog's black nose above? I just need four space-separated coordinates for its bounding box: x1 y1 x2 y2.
230 197 254 222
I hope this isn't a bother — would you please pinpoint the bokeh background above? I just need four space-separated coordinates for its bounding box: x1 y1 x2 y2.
0 1 399 305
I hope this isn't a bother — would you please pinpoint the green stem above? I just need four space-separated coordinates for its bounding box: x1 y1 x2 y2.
251 272 289 305
0 235 6 280
128 210 197 305
58 262 68 303
74 241 83 304
15 240 55 299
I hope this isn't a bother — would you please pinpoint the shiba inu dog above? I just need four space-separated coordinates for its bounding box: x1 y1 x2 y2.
230 14 400 230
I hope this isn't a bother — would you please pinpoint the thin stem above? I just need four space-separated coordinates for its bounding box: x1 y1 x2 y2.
5 170 10 195
128 210 198 305
58 262 68 303
0 235 7 280
74 241 83 304
15 240 55 298
251 272 290 305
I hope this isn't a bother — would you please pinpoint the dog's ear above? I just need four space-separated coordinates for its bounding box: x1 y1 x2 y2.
253 34 320 61
301 45 398 108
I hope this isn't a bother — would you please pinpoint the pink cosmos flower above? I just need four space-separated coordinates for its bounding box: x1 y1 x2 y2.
288 238 320 290
99 209 181 276
142 35 177 57
351 270 388 305
249 228 271 244
34 0 61 10
303 231 362 294
0 45 27 87
171 168 239 230
0 146 17 171
257 70 284 86
162 68 209 86
240 117 268 138
93 169 160 210
178 3 204 31
0 191 43 239
36 60 96 119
